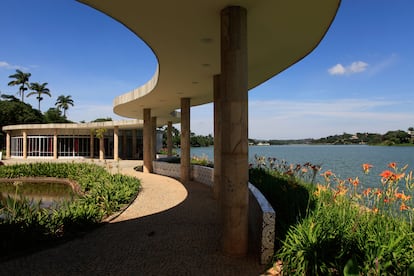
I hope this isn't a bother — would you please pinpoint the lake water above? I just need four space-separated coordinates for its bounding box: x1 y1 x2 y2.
190 145 414 188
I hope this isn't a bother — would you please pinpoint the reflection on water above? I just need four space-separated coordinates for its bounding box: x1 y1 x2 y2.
0 182 75 209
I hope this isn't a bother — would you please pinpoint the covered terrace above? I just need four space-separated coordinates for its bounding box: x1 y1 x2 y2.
79 0 341 257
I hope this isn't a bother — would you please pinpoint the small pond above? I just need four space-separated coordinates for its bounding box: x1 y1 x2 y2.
0 181 76 209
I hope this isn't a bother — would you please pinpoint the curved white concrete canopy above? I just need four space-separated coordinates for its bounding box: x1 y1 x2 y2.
79 0 340 121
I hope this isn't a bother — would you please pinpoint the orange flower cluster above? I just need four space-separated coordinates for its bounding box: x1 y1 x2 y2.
395 192 411 202
348 177 360 187
379 170 405 183
314 162 413 218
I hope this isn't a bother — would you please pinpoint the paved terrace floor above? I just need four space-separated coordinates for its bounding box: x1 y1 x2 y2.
0 159 266 275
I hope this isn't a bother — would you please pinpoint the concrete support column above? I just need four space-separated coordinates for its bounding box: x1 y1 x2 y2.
220 6 249 257
143 108 153 173
23 130 27 159
53 129 58 159
97 128 106 161
213 74 222 200
90 132 94 158
180 98 191 182
151 117 157 160
114 126 119 161
6 132 11 159
132 130 137 159
122 130 127 159
167 121 173 157
99 137 105 161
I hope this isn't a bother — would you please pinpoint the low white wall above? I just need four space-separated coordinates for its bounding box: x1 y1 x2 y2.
248 183 275 264
152 160 275 264
191 165 214 187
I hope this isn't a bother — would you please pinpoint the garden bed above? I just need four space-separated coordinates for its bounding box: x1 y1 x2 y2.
249 157 414 275
0 162 140 261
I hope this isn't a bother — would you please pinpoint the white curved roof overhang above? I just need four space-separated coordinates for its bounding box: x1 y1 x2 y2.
79 0 341 121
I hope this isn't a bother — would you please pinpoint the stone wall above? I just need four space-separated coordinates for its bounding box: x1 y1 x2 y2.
152 160 275 264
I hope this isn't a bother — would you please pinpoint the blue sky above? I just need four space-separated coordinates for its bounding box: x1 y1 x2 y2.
1 1 413 139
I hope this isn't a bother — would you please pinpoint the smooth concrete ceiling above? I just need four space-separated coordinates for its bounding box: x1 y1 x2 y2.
79 0 340 122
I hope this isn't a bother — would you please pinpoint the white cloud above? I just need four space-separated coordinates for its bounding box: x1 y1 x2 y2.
328 61 368 75
328 64 346 75
0 61 23 70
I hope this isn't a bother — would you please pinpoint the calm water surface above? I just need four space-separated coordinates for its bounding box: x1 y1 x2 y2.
190 145 414 188
0 182 75 209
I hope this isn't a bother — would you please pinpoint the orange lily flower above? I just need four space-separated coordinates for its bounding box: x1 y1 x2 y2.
363 188 371 196
348 177 360 187
380 170 393 179
374 189 383 198
362 163 373 174
400 203 409 211
322 170 333 177
388 162 397 169
395 192 404 199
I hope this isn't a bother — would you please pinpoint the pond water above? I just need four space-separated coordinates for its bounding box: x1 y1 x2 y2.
0 182 76 209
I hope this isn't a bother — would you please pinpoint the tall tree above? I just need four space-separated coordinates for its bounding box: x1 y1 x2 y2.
55 95 74 118
27 82 51 111
7 69 31 102
0 94 44 149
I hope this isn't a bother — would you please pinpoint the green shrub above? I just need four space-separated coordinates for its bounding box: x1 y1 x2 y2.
278 192 414 275
0 162 140 258
249 159 414 275
249 168 313 246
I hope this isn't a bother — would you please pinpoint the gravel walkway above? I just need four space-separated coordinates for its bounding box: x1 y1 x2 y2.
0 159 265 275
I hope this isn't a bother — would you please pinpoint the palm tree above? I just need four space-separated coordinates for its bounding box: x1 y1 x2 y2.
55 95 74 118
27 82 51 111
7 69 31 102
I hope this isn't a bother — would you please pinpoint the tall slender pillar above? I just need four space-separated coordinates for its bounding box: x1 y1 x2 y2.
132 129 137 159
213 74 222 200
53 129 58 159
151 117 157 160
90 132 94 158
114 126 119 160
180 98 191 182
99 137 105 161
22 130 27 159
143 108 153 173
122 130 128 159
6 132 11 159
167 121 173 157
220 6 248 257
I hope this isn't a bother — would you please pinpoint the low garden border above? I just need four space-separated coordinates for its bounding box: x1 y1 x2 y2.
152 160 275 264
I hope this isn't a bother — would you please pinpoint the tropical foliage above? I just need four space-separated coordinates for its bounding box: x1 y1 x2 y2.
249 157 414 275
55 95 74 118
0 162 140 259
7 69 31 102
27 82 51 111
